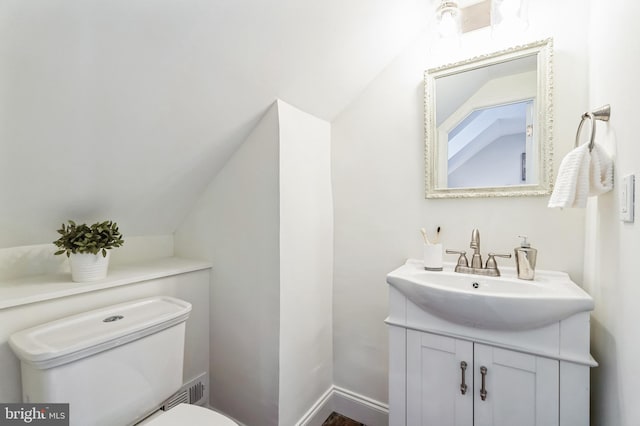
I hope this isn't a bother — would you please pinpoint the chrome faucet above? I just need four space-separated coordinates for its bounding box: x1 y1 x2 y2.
446 228 512 277
469 228 482 268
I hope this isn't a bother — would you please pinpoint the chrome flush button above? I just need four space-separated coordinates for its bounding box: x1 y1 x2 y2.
103 315 124 323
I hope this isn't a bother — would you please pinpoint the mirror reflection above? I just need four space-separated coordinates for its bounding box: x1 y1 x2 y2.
425 39 553 198
447 99 533 188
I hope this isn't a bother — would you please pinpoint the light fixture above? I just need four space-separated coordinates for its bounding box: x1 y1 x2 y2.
491 0 528 36
436 1 461 39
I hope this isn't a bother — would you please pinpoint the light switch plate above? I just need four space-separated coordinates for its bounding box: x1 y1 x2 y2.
620 174 635 223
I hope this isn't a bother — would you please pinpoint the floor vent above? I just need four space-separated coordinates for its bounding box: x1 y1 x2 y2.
161 372 208 411
161 390 188 411
189 380 205 404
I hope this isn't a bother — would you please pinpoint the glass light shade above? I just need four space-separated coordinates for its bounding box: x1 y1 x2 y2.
436 1 461 39
491 0 528 36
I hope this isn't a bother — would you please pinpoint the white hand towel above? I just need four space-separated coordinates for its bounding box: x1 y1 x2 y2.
548 144 590 208
588 143 614 196
548 143 614 208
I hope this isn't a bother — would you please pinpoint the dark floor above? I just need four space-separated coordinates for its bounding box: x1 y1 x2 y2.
322 412 365 426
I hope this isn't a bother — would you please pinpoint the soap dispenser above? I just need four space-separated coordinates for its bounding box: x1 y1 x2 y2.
514 235 537 280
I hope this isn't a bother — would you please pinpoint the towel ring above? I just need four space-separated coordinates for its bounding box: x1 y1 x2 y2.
574 104 611 152
575 112 596 152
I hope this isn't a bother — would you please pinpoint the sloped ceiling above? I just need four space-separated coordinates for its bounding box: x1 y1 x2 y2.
0 0 430 247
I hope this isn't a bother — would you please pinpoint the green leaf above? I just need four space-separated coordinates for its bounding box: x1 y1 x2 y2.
53 219 124 254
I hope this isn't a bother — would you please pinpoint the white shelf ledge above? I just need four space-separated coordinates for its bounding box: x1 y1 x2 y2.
0 257 211 310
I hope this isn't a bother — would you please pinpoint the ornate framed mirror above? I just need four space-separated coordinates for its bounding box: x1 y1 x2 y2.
425 38 553 198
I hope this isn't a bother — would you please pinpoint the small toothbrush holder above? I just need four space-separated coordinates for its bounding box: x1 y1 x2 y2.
423 243 443 271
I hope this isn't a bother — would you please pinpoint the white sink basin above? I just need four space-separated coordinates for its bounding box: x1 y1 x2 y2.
386 259 594 331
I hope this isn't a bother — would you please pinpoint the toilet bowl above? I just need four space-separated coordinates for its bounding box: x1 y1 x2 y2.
140 403 238 426
9 296 238 426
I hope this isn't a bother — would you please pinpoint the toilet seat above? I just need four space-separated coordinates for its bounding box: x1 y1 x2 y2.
141 404 238 426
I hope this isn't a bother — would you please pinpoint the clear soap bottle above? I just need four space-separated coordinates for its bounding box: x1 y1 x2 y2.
514 235 537 280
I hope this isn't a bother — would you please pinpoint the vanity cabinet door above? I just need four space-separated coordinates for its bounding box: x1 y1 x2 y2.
473 343 559 426
407 330 473 426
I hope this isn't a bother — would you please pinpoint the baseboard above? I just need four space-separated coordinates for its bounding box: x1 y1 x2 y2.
331 386 389 426
295 386 335 426
296 385 389 426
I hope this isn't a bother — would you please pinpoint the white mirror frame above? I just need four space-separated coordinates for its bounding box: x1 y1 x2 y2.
425 38 554 199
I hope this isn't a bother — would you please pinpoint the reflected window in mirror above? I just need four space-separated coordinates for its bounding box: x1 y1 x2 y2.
447 99 533 189
425 39 553 198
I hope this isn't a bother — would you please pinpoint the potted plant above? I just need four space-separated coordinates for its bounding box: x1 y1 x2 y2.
53 220 124 282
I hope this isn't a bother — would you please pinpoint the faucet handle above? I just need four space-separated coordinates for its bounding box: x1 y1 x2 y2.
446 249 469 267
485 253 512 272
488 253 512 258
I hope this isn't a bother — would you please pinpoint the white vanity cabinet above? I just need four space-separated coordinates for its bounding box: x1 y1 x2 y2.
406 331 473 426
473 342 558 426
407 330 559 426
386 261 596 426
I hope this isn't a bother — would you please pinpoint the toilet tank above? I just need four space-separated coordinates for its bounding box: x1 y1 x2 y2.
9 296 192 426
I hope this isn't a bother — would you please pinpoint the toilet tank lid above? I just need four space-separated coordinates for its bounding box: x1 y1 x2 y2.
9 296 192 369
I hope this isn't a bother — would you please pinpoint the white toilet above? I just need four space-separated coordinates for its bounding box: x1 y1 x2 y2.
9 296 238 426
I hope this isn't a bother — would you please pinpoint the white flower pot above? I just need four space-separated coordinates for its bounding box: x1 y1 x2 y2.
69 251 111 282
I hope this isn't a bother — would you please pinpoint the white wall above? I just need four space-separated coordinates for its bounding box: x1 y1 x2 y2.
0 0 430 249
175 104 281 426
0 235 174 281
277 100 333 426
331 0 590 405
175 100 333 426
584 1 640 425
